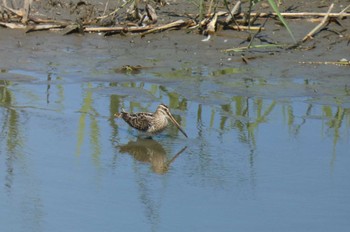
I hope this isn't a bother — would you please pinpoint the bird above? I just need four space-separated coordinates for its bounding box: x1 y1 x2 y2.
114 104 188 138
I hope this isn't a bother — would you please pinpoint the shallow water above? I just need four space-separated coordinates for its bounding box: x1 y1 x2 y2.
0 32 349 232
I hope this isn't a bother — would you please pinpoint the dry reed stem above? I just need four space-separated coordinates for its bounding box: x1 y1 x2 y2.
226 25 264 31
84 25 154 33
302 3 334 42
140 19 192 36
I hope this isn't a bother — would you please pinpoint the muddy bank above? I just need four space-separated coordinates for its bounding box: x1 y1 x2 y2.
1 1 349 106
1 1 349 47
1 1 349 66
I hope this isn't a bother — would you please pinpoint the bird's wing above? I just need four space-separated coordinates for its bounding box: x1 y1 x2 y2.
123 112 153 132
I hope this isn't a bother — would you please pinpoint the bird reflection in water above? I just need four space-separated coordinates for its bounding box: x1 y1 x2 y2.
118 138 187 174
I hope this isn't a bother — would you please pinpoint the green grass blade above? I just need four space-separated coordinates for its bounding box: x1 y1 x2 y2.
267 0 296 43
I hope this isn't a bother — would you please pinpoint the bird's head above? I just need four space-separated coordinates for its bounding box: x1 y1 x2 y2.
156 104 188 138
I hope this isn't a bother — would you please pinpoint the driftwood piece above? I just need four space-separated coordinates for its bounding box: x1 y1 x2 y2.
302 3 334 42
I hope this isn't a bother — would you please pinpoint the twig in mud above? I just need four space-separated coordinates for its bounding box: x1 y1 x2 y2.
140 19 193 36
84 25 154 33
302 3 334 42
225 25 264 31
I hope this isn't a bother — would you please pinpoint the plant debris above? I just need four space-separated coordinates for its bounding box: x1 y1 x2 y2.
0 0 349 52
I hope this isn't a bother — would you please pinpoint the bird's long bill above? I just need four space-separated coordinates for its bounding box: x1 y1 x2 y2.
167 113 188 138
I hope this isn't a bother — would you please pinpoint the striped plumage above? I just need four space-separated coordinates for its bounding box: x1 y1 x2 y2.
114 104 188 138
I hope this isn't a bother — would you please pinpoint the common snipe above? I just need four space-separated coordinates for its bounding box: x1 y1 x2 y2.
114 104 188 138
